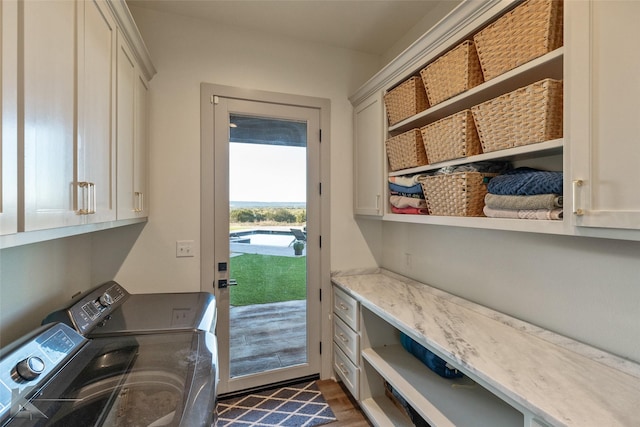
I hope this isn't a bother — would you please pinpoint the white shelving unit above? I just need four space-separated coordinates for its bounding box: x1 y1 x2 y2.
356 303 524 427
362 345 523 427
351 0 571 236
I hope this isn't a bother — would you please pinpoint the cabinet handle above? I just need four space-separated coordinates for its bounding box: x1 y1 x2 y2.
89 183 96 214
134 192 144 212
572 180 584 216
77 182 96 215
376 194 380 210
339 303 349 311
338 333 349 343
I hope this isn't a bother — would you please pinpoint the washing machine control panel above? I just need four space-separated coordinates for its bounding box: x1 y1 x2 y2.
68 282 129 335
0 323 86 424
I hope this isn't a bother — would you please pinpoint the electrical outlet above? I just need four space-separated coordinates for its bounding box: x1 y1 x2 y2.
405 252 412 269
176 240 195 257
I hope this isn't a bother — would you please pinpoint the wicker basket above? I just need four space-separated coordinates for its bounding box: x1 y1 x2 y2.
383 77 429 126
419 172 496 217
420 110 482 164
385 129 428 171
419 40 484 106
471 78 563 153
473 0 563 81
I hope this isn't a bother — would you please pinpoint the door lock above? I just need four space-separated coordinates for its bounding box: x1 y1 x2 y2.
217 279 237 289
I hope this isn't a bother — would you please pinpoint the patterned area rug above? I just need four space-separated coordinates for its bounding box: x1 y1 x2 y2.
216 380 337 426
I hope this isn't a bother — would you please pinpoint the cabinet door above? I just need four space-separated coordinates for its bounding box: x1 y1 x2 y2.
78 0 116 223
22 0 81 230
1 0 18 235
353 91 385 216
116 33 135 219
117 33 148 219
133 73 149 217
568 0 640 230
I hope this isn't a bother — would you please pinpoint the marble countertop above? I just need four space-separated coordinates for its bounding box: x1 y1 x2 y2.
332 269 640 427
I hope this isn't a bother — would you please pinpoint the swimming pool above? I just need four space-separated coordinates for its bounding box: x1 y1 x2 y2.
230 230 298 247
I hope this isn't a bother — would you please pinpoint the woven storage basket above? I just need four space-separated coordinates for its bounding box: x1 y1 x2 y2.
384 77 429 126
419 172 496 217
471 78 563 153
385 129 428 172
420 110 482 164
473 0 563 81
419 40 484 106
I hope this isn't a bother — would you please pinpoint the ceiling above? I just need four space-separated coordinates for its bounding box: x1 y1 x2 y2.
126 0 450 55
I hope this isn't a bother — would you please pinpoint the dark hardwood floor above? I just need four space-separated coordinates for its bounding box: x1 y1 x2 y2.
317 380 372 427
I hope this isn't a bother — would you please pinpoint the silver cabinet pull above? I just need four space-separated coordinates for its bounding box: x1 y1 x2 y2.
338 363 349 375
134 192 144 212
338 332 349 343
77 182 96 215
572 180 584 216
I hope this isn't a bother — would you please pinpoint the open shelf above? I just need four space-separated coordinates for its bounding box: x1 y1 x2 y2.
388 138 563 177
360 396 414 427
389 48 564 134
362 345 523 427
381 213 566 234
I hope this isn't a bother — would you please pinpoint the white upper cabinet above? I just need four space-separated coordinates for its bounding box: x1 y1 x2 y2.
117 33 149 219
78 0 117 223
1 0 18 236
353 91 385 216
0 0 154 247
566 0 640 232
22 0 80 231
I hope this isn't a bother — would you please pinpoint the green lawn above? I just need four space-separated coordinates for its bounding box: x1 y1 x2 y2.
229 254 306 306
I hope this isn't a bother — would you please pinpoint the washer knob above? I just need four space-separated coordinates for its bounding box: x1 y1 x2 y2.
99 292 114 307
16 356 45 381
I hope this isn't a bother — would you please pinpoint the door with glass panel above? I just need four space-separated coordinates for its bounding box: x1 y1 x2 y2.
211 96 321 394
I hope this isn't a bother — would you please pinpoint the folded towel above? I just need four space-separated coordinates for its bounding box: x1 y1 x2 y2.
483 205 563 220
487 167 563 196
484 193 563 210
389 174 431 187
435 161 512 175
390 206 429 215
389 182 424 195
390 191 424 199
389 195 427 209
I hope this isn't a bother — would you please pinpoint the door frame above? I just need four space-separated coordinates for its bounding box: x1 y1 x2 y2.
200 83 331 394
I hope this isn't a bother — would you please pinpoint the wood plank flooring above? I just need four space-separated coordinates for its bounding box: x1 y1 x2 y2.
317 380 372 427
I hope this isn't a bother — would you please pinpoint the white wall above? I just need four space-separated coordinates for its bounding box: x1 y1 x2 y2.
380 222 640 363
114 7 382 293
0 224 144 346
381 0 463 65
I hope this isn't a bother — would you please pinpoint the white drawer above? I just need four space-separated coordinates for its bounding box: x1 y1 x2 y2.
334 346 359 400
333 315 359 364
333 286 359 331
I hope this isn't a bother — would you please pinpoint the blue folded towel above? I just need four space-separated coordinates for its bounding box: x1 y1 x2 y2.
389 182 423 195
487 167 563 196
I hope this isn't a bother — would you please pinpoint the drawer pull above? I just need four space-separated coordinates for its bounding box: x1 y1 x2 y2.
339 303 349 311
338 363 349 375
338 333 349 343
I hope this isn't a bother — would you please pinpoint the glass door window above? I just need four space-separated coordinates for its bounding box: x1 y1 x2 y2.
211 98 321 394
